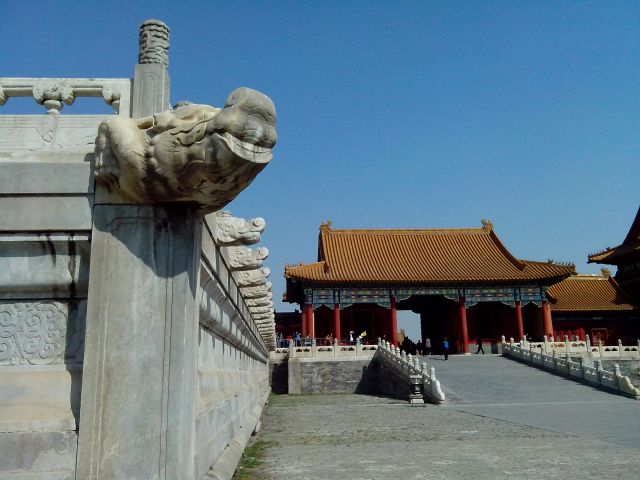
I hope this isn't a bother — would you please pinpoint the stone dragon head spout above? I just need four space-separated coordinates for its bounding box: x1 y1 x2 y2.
94 87 276 213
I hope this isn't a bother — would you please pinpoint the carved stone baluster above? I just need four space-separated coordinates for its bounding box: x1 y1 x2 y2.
32 80 75 114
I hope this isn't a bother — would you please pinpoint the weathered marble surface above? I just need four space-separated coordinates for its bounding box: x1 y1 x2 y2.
0 234 90 299
0 430 78 479
77 205 201 479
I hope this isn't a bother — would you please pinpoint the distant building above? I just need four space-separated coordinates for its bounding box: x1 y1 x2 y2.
547 273 640 344
283 221 574 353
589 205 640 300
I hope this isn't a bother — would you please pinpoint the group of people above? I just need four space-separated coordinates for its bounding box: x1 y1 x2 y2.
399 336 487 360
276 330 369 347
400 336 433 356
277 331 488 357
278 332 313 347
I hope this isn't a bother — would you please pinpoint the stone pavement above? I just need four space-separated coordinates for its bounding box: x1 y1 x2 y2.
243 355 640 479
432 354 640 448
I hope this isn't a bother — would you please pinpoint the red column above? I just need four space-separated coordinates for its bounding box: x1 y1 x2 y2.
390 296 398 346
515 301 524 340
301 305 307 337
542 300 554 337
306 303 315 339
459 298 469 354
333 303 341 344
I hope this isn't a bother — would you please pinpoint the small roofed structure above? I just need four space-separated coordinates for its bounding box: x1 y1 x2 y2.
547 272 639 344
284 221 575 353
589 205 640 299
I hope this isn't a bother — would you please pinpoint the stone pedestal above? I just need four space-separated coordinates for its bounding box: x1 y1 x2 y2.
76 203 202 479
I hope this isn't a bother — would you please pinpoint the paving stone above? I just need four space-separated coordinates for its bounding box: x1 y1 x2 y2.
246 355 640 479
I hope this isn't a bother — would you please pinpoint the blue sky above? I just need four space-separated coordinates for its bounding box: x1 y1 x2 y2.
2 1 638 335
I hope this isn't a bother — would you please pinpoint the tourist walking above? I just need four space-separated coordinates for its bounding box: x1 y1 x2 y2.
475 337 485 354
442 337 449 360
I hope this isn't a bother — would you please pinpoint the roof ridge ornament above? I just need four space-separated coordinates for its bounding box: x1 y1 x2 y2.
320 220 332 232
481 218 493 230
601 267 612 277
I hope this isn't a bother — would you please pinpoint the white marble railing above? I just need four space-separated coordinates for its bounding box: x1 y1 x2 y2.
268 338 378 361
376 339 445 404
518 334 640 359
501 337 640 400
0 77 131 114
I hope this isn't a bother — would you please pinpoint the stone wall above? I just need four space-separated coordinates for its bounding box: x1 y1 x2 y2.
0 108 101 478
287 357 376 394
269 358 289 394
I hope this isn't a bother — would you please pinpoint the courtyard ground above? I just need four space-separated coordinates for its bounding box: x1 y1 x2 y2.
236 355 640 479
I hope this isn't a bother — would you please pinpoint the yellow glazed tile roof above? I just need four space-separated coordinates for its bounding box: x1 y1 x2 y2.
547 275 635 312
285 223 574 285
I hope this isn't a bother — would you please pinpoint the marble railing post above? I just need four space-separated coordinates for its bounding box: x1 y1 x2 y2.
132 20 170 117
595 359 603 383
289 338 296 358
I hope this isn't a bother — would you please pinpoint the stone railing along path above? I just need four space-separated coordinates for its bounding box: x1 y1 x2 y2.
374 339 445 404
501 336 640 400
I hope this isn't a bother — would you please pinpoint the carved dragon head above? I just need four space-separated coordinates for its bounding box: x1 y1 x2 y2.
94 87 277 212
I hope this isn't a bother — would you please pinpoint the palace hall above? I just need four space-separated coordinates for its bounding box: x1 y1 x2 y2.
283 220 575 353
546 272 639 344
